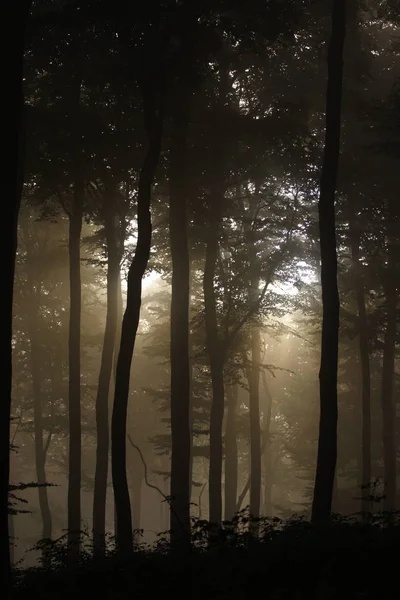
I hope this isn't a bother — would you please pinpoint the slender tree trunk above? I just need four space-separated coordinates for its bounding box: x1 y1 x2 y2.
311 0 346 524
66 67 85 557
93 191 120 557
249 312 261 531
204 197 225 527
224 385 238 521
236 389 270 515
348 201 371 516
261 369 273 515
24 230 52 541
2 2 31 589
169 92 192 548
67 146 84 558
381 212 398 512
112 87 163 555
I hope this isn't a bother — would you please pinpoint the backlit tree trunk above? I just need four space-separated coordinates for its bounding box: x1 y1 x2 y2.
67 126 84 558
224 385 238 521
261 369 273 515
249 298 261 532
311 0 346 524
93 188 121 557
112 87 163 555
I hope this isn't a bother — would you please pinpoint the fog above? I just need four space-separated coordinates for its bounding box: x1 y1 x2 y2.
5 1 400 597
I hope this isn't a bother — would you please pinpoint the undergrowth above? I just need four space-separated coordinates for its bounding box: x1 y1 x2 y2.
12 510 400 599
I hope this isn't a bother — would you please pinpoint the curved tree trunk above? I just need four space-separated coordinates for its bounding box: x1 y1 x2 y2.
224 385 238 521
311 0 346 524
169 92 192 548
2 2 32 590
93 188 121 557
112 87 163 555
348 200 371 516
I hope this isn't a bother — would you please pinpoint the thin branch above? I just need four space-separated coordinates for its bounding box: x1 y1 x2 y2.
127 435 190 543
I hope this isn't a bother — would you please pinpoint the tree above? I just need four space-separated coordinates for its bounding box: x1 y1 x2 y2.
66 69 84 558
311 0 346 524
93 181 124 556
111 83 163 554
169 88 192 546
1 0 32 591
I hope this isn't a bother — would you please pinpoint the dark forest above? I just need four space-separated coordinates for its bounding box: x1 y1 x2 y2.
2 0 400 598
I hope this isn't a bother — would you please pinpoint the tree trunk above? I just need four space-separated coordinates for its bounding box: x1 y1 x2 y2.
249 312 261 531
224 385 238 521
169 92 192 548
112 87 163 555
66 66 85 557
204 196 225 528
348 200 371 516
381 209 398 512
261 369 273 515
2 2 31 589
67 149 84 558
93 190 121 557
311 0 345 524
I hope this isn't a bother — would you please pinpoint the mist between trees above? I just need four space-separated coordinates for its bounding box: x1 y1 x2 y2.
3 0 400 592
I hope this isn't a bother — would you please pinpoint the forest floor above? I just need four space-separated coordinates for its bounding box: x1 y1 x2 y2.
12 513 400 599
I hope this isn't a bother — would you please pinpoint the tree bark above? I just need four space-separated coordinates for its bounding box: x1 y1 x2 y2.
261 369 273 515
2 2 31 589
93 189 121 557
311 0 345 524
169 91 192 548
67 132 84 558
224 385 238 521
249 303 261 532
204 196 225 527
348 200 371 516
112 87 163 555
236 372 272 515
204 63 230 530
